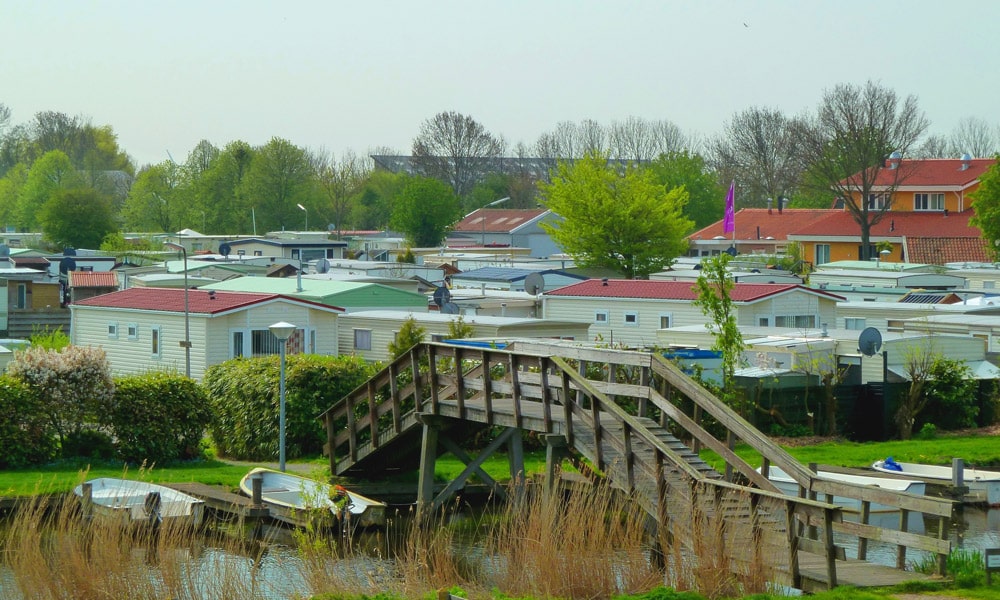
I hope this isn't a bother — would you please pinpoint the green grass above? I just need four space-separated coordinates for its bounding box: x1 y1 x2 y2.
701 432 1000 471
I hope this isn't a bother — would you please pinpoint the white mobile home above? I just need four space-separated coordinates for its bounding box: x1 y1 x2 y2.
71 288 343 380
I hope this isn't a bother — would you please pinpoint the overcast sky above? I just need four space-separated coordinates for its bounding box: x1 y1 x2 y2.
3 1 998 168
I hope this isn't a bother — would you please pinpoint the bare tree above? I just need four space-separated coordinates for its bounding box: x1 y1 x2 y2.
411 111 504 198
795 81 929 261
317 149 370 237
609 116 658 163
913 134 950 158
650 119 689 157
711 106 802 208
948 117 999 158
578 119 608 156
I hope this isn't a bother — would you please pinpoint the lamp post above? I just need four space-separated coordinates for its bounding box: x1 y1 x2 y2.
164 242 191 378
482 197 509 245
269 321 297 472
297 203 308 231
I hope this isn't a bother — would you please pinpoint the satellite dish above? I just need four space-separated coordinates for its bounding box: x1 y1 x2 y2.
524 272 545 295
725 246 737 257
63 247 77 256
316 258 330 274
219 243 231 258
858 327 883 357
59 256 77 274
433 285 451 307
441 302 460 315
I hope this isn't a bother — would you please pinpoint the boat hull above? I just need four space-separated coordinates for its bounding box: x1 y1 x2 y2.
761 466 925 512
239 468 386 529
872 460 1000 506
74 478 205 527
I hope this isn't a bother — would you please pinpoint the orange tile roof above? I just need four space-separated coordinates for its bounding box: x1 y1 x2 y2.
688 209 837 242
68 271 119 288
907 237 991 265
454 208 548 233
791 210 981 238
73 287 344 315
869 158 994 188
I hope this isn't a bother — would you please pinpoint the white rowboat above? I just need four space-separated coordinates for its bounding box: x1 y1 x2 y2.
74 478 205 526
760 466 925 512
872 459 1000 506
239 467 387 528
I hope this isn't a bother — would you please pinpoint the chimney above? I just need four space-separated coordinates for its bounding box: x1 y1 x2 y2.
601 278 609 286
208 290 216 300
944 208 949 217
777 197 783 214
767 197 773 215
756 226 761 240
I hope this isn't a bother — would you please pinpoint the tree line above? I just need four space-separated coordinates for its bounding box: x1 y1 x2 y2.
2 81 999 262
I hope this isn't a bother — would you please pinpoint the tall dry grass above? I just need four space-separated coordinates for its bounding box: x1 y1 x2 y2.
2 476 775 599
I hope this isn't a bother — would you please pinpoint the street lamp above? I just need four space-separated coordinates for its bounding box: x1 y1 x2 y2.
482 197 509 245
297 203 308 231
164 242 191 378
269 321 297 472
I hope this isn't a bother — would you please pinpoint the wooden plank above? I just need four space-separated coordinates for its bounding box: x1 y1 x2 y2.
833 520 951 555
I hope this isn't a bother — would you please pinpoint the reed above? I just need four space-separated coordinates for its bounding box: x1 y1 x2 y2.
1 476 773 599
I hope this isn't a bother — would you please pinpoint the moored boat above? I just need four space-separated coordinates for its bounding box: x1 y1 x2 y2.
760 465 925 512
74 477 205 526
872 458 1000 506
239 467 387 528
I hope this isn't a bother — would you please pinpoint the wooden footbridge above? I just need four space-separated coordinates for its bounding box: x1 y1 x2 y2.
318 340 954 591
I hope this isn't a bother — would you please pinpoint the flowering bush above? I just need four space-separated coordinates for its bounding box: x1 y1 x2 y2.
7 345 115 451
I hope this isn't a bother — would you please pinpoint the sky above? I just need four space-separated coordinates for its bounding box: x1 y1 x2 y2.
3 0 999 168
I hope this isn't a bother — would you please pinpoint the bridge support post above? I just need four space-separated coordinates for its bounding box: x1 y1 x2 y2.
416 417 440 525
542 434 567 493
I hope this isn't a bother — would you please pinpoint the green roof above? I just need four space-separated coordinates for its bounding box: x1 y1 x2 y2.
198 277 427 309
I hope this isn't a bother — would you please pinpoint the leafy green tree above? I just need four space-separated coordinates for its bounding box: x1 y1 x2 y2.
18 150 84 230
390 176 460 246
920 357 977 431
352 170 407 230
971 156 1000 259
0 162 28 229
239 137 318 233
389 316 428 359
39 187 117 249
317 149 369 238
194 140 255 234
123 161 188 232
447 315 475 339
647 150 725 230
693 254 746 409
540 153 692 279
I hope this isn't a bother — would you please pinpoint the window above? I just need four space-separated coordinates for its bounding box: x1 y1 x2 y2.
150 326 162 358
758 317 770 326
866 193 891 210
354 329 372 351
985 281 996 290
232 331 245 358
237 250 246 256
230 328 303 358
914 193 944 211
127 323 138 340
107 322 119 339
844 318 866 330
252 330 284 357
623 311 639 326
594 310 609 324
775 315 816 328
253 250 263 256
658 314 672 329
815 244 831 265
16 283 27 309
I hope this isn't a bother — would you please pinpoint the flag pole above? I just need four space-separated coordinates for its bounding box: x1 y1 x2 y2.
723 180 736 252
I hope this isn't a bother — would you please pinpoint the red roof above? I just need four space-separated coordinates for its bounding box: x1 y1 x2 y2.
544 279 842 302
791 210 982 238
68 271 119 288
72 287 343 315
454 208 548 233
868 158 994 188
907 237 991 264
688 209 837 242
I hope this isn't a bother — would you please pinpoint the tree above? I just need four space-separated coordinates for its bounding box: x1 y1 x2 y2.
18 150 84 230
693 254 745 409
971 159 1000 259
539 153 692 279
711 107 802 209
0 162 28 229
896 344 938 440
795 81 929 261
390 176 459 247
352 169 407 230
647 150 725 229
240 137 318 232
609 116 689 163
388 316 427 359
123 161 188 232
949 117 999 158
39 187 117 249
194 140 255 234
412 111 504 198
317 149 369 238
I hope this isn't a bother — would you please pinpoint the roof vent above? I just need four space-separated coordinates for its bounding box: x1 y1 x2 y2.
601 278 609 286
208 290 216 300
888 150 902 169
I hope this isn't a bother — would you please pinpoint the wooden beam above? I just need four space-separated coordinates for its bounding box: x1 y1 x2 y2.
416 417 439 523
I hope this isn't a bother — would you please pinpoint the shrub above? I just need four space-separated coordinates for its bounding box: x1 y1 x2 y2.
109 372 213 464
204 354 376 461
7 345 114 451
0 375 58 468
61 429 115 460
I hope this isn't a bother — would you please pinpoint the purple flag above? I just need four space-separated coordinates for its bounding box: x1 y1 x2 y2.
723 181 735 234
